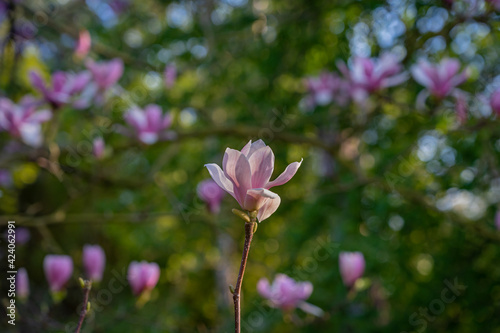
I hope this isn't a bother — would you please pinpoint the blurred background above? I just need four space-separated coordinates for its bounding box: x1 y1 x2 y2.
1 0 500 332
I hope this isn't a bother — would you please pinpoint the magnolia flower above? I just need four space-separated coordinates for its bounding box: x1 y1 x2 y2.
197 179 226 214
86 58 124 91
204 140 302 222
411 58 469 109
75 30 91 59
124 104 172 144
304 72 350 108
30 70 92 108
93 137 105 159
44 255 73 292
496 210 500 230
339 251 365 288
490 88 500 116
0 96 52 147
164 64 177 89
257 274 323 316
339 53 408 96
128 261 160 296
16 268 29 300
83 244 106 282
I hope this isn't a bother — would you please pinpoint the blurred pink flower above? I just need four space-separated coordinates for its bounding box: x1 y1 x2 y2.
339 251 365 288
30 70 92 108
0 96 51 147
83 244 106 282
489 88 500 116
204 140 302 222
411 58 469 108
127 261 160 296
197 179 226 214
0 169 13 187
164 64 177 89
16 268 29 300
43 255 73 292
339 53 407 96
496 210 500 230
304 71 350 108
93 137 105 159
124 104 172 144
75 30 91 59
257 274 323 316
85 58 124 91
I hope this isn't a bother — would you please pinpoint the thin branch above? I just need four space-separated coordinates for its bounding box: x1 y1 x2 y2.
232 216 257 333
75 279 92 333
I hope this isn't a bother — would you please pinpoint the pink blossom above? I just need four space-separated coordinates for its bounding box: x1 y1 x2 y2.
127 261 160 296
339 53 408 95
496 210 500 230
164 64 177 89
30 70 92 108
304 71 350 108
411 58 469 108
489 88 500 116
124 104 172 144
16 227 31 245
204 140 302 222
83 244 106 282
0 96 52 147
85 58 124 91
93 137 105 159
75 30 91 59
339 251 365 288
197 179 226 214
0 169 13 187
257 274 323 316
16 268 29 300
43 255 73 292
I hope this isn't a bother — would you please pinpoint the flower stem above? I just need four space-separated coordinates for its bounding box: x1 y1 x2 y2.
75 279 92 333
232 215 257 333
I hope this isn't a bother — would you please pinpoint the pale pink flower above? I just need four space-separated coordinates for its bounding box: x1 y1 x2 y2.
124 104 172 144
257 274 323 316
30 70 92 108
304 71 350 108
93 137 105 159
83 244 106 282
85 58 123 91
128 261 160 296
16 268 29 300
75 30 91 59
204 140 302 222
43 255 73 292
489 88 500 116
16 227 30 245
164 64 177 89
0 96 52 147
197 179 226 214
411 58 469 108
339 251 365 288
339 53 408 95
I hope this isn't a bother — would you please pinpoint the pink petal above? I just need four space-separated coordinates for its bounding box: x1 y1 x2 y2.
256 194 281 222
248 146 274 188
266 159 303 189
204 163 235 198
411 63 434 88
222 148 251 206
243 188 278 211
